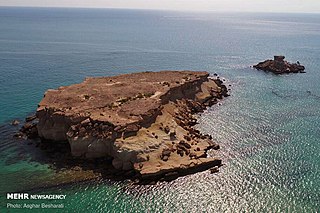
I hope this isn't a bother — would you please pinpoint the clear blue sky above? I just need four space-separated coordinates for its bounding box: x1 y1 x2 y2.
0 0 319 13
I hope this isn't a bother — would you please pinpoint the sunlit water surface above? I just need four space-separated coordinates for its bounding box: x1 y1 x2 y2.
0 8 319 212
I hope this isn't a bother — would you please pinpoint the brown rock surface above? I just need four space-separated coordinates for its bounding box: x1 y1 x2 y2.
36 71 228 180
253 56 305 74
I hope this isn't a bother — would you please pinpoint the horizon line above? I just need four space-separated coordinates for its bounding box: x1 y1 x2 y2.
0 5 320 15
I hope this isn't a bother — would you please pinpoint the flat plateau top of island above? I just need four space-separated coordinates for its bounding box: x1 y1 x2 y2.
38 71 210 125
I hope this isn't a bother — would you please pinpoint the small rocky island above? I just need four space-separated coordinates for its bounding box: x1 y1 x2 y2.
253 56 305 74
23 71 229 182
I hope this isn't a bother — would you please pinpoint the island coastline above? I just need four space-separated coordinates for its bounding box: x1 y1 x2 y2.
16 71 230 183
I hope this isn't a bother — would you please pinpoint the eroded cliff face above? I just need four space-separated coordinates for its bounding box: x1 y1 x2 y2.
36 71 229 178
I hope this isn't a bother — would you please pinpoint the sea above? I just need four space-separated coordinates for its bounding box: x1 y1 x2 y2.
0 7 319 212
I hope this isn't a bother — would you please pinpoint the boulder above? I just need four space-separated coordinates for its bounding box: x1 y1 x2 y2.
11 120 20 126
25 115 37 122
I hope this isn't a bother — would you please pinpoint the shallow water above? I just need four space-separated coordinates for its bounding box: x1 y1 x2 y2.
0 7 319 212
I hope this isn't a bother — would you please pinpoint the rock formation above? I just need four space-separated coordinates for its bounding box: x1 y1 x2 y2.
253 56 305 74
35 71 229 181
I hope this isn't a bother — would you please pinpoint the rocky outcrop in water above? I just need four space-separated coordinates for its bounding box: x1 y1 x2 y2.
253 56 305 74
34 71 229 181
14 117 39 139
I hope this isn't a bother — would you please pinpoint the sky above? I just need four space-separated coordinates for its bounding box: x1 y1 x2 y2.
0 0 320 13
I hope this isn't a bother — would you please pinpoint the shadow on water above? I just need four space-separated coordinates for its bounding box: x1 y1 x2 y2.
0 121 137 193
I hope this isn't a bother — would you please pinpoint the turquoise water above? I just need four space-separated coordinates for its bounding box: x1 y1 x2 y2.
0 7 319 212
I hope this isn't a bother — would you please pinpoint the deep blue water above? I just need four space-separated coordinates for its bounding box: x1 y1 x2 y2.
0 7 319 212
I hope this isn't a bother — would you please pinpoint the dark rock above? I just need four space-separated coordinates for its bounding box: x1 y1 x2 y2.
179 140 191 149
162 155 169 161
274 55 285 61
28 126 38 139
139 163 143 169
19 122 38 139
177 144 187 152
189 152 196 159
196 153 207 159
185 149 190 155
188 120 197 126
177 149 184 157
123 124 140 138
25 115 37 122
11 120 20 126
164 126 170 134
253 56 305 74
169 131 176 140
124 170 136 177
184 135 191 141
72 166 81 171
207 99 218 106
210 166 219 174
66 130 74 138
21 123 32 132
162 149 171 157
79 127 86 135
207 141 220 150
13 132 25 138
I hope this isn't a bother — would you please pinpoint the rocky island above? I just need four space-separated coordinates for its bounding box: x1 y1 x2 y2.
253 56 305 74
24 71 229 182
